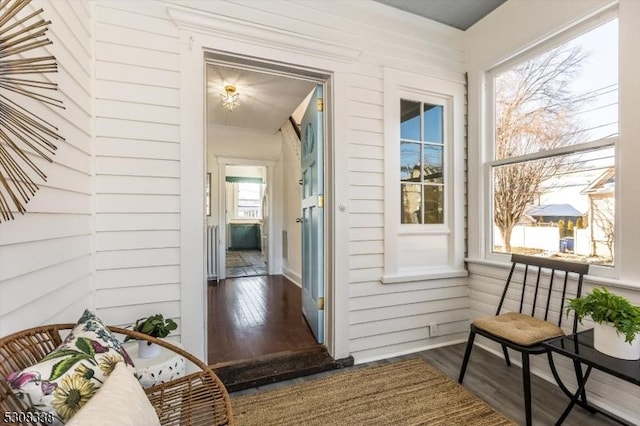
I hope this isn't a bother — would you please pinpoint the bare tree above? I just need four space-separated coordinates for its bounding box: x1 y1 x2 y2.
494 46 586 252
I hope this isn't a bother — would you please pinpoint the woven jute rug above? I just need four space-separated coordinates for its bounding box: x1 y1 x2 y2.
231 358 515 425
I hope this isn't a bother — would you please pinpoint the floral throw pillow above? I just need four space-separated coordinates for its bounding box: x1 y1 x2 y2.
5 310 134 425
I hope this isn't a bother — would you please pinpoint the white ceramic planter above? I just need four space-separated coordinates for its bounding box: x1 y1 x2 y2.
138 340 161 359
592 322 640 360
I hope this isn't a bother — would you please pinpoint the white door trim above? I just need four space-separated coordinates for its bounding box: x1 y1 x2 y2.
217 157 276 279
169 4 354 361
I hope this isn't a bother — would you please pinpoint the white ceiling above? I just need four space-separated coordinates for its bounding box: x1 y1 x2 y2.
207 64 316 134
374 0 506 30
206 1 508 134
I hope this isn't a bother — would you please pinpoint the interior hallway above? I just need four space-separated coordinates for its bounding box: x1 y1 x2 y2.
207 275 319 365
225 249 267 278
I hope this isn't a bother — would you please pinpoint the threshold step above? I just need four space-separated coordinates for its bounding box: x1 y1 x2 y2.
212 346 353 392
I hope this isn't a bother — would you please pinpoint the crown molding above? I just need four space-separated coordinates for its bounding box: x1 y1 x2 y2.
166 4 361 65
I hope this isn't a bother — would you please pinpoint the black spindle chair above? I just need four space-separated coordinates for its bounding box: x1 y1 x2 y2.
458 254 589 426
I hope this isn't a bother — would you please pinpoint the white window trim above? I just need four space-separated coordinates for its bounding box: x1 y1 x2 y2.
399 97 447 228
383 68 466 283
481 10 619 279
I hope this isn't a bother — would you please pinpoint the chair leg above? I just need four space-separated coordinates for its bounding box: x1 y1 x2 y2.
501 344 511 366
458 330 476 384
522 353 532 426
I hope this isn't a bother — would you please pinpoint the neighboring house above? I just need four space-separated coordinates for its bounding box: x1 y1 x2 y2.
582 167 615 257
525 204 584 226
1 0 640 422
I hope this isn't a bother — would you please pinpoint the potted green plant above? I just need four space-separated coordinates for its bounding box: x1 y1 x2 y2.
125 314 178 359
566 287 640 360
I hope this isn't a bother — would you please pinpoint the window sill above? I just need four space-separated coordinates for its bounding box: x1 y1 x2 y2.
399 225 450 236
229 219 262 224
465 257 639 291
382 268 468 284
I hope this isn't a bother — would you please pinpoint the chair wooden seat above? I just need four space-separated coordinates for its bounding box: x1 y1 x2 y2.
458 254 589 426
0 324 234 426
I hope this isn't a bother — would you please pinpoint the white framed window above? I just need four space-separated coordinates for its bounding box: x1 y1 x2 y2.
383 68 466 283
485 15 618 270
400 99 445 225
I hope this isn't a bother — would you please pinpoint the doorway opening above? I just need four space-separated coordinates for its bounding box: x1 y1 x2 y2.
205 55 333 376
224 165 268 278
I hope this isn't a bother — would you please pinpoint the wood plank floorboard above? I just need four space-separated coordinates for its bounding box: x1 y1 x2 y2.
208 275 319 364
233 343 622 426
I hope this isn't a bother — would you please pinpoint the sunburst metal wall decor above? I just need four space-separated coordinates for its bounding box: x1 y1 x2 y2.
0 0 64 222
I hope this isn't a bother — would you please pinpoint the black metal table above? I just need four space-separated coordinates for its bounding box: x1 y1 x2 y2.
543 329 640 425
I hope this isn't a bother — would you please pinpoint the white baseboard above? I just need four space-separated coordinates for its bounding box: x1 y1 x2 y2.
282 266 301 287
354 338 468 365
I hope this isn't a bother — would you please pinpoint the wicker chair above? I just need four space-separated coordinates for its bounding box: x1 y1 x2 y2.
0 324 234 425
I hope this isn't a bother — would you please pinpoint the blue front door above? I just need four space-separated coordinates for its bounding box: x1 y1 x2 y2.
301 85 324 343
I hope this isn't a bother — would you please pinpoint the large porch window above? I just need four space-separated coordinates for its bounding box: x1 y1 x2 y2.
487 17 618 266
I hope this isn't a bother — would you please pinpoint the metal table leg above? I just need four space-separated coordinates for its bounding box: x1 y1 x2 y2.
555 364 592 425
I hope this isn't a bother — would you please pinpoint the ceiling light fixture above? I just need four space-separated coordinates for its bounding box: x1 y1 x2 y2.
220 84 240 111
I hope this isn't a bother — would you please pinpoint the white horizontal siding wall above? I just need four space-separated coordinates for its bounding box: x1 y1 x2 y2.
335 5 468 362
93 1 182 332
349 277 469 361
0 0 93 335
166 0 469 362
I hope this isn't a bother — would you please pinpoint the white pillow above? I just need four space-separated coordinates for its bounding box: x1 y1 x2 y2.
67 362 160 426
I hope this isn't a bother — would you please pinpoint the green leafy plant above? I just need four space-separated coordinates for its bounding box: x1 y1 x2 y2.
566 287 640 343
124 314 178 345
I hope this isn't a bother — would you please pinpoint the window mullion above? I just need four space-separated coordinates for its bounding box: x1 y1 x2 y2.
420 142 425 224
490 136 617 168
420 102 425 224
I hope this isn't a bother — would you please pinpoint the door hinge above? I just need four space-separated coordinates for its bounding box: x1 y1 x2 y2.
317 98 324 112
318 194 324 208
318 297 324 311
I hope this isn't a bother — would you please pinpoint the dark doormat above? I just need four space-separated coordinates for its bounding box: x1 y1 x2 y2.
211 346 353 393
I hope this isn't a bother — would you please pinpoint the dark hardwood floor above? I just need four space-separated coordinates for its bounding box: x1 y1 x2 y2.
207 275 319 364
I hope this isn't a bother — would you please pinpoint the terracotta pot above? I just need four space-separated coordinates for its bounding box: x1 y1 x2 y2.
593 322 640 360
